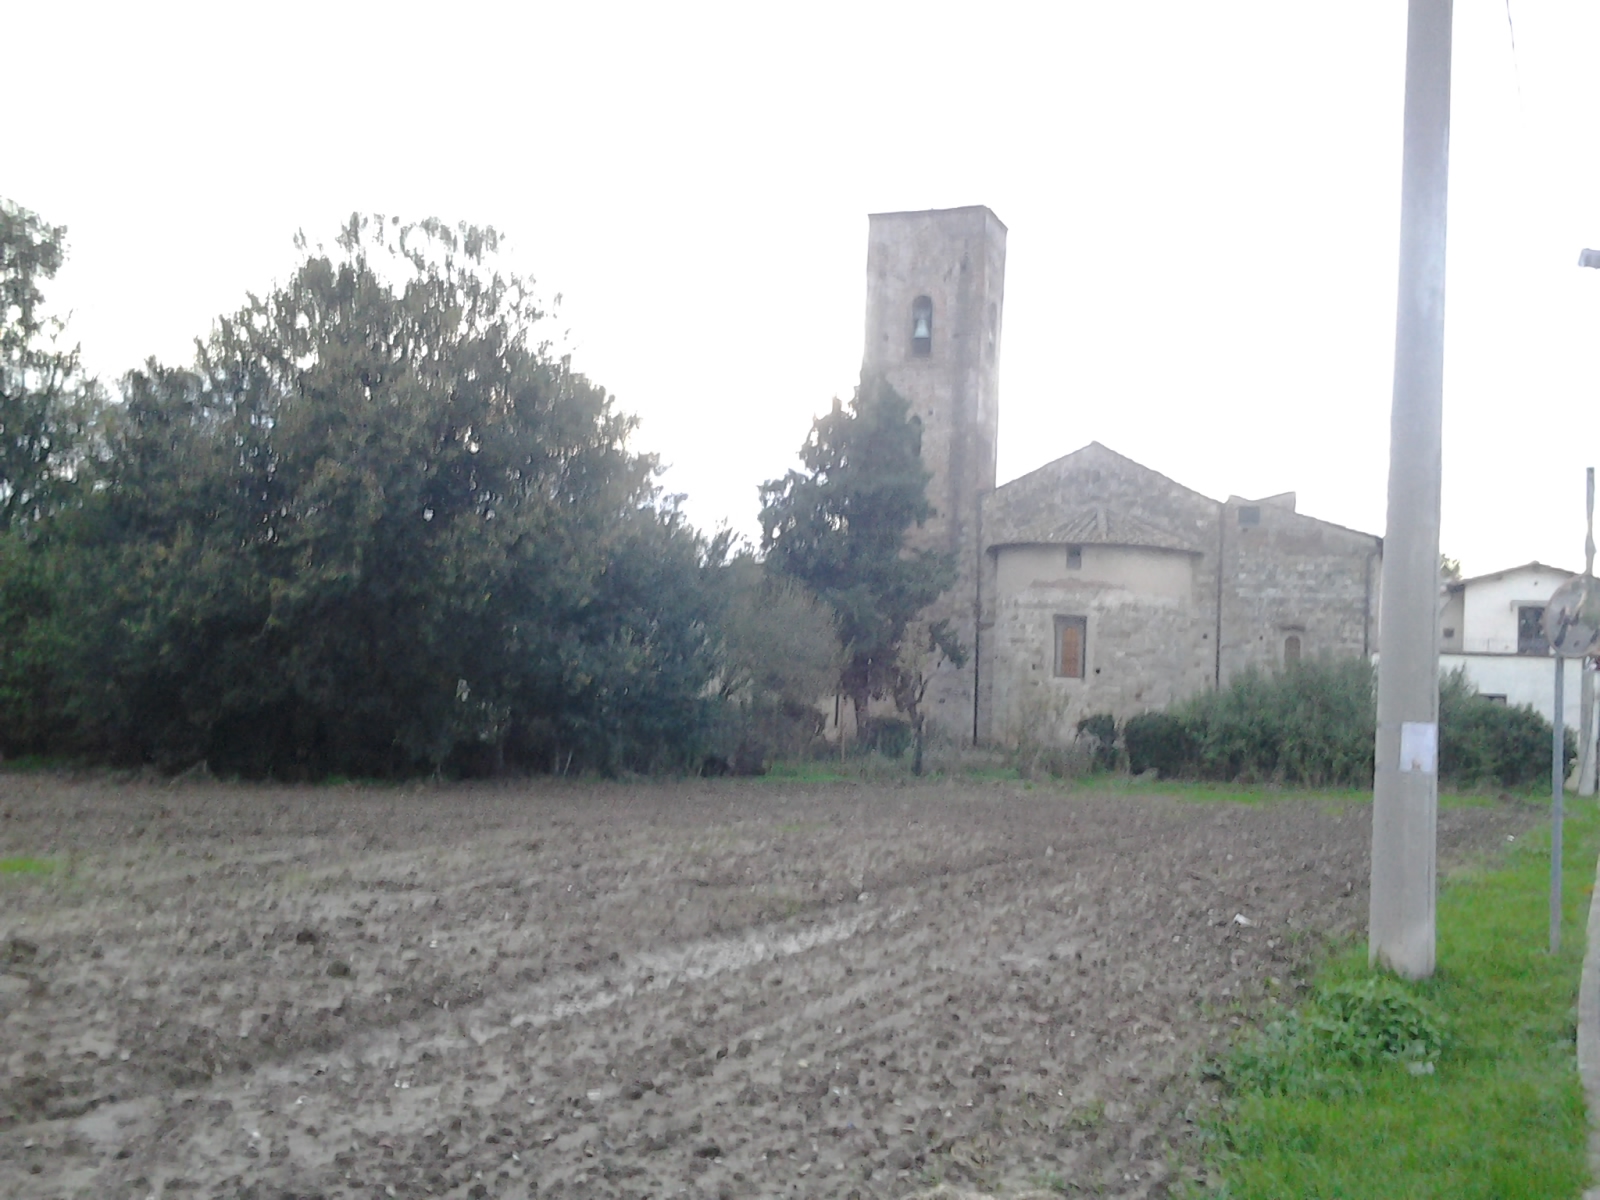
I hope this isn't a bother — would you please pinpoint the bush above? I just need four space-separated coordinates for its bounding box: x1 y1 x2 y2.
1438 667 1573 788
1075 712 1120 771
1123 710 1193 778
703 697 827 776
1179 658 1376 787
859 716 913 759
1031 659 1575 791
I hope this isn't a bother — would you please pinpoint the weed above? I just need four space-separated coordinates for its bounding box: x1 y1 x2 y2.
1219 976 1445 1098
1064 1099 1105 1130
0 856 56 876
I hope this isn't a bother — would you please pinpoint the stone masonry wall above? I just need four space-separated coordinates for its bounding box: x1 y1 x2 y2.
977 443 1382 747
1217 497 1379 684
985 563 1212 746
864 207 1006 743
978 444 1222 745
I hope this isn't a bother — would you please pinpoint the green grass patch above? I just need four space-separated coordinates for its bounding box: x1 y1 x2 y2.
1086 776 1365 806
760 760 859 783
1082 774 1530 812
0 856 57 876
0 755 76 773
759 756 1026 785
1199 798 1597 1199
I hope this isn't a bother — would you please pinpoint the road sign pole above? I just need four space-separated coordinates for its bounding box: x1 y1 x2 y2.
1554 653 1566 954
1580 468 1596 795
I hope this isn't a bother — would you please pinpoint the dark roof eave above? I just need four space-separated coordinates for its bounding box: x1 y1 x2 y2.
987 539 1203 557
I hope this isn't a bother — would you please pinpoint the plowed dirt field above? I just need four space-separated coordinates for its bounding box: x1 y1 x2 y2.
0 775 1527 1199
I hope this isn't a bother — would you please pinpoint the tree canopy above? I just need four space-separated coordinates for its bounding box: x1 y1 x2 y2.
0 211 732 777
759 375 956 722
0 200 101 530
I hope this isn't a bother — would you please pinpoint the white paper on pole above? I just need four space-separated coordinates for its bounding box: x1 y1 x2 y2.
1399 721 1438 774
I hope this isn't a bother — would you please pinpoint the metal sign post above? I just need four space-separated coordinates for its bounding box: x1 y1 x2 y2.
1554 654 1566 953
1583 468 1597 795
1543 492 1600 953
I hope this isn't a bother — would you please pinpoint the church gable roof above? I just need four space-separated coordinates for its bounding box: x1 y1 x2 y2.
983 443 1219 555
1008 505 1196 552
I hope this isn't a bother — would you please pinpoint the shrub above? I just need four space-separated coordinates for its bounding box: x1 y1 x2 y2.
1438 666 1573 788
1123 710 1193 778
1113 661 1571 790
1075 712 1120 771
703 697 827 776
1178 658 1376 787
859 716 913 759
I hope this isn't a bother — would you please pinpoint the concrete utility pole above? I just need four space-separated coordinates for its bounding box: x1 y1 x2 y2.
1370 0 1453 980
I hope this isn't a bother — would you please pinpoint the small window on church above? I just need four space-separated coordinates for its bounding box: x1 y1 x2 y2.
1284 634 1302 665
911 296 933 356
1066 546 1082 569
1238 506 1260 527
1054 615 1086 679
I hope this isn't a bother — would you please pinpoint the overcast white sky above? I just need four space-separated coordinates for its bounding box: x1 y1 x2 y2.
8 1 1600 576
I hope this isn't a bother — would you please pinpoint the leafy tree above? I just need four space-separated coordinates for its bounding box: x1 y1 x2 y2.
759 375 957 730
716 554 841 710
0 214 725 776
708 553 841 772
0 199 102 529
893 617 966 774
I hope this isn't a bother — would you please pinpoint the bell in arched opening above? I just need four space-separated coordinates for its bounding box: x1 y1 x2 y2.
911 296 933 356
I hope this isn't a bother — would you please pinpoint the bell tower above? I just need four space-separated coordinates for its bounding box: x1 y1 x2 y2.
863 206 1006 742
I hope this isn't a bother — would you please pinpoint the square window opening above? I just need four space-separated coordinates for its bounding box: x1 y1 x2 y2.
1517 605 1548 655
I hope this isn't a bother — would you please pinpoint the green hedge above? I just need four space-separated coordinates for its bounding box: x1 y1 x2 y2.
1120 661 1571 789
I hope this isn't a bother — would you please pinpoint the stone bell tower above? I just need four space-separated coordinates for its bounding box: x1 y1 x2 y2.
863 206 1006 742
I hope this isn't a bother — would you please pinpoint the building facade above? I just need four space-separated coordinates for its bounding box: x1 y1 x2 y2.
1439 562 1588 730
859 206 1384 747
863 207 1006 738
974 444 1380 744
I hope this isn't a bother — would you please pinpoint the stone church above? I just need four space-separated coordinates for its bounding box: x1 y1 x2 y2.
863 205 1382 746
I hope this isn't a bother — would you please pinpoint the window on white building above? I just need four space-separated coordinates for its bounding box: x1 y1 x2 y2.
1517 605 1548 655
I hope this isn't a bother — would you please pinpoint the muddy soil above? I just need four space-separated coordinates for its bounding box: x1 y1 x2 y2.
0 775 1530 1199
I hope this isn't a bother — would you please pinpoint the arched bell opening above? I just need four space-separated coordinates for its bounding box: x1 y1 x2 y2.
911 296 933 357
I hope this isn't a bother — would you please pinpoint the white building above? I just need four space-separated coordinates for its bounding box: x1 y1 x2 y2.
1440 561 1590 730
